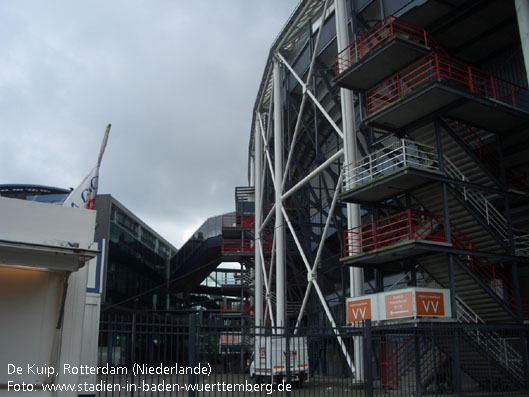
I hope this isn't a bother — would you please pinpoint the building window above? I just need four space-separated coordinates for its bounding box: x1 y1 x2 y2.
141 228 156 249
114 206 139 235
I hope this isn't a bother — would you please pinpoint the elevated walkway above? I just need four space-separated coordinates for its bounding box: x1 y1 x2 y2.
170 235 222 293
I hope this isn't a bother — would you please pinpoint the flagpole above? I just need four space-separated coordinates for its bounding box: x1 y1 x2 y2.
97 124 111 167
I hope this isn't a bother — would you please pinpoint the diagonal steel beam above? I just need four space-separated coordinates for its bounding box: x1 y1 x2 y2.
281 0 331 192
281 148 344 202
258 112 277 192
275 52 344 140
281 205 355 376
294 169 344 331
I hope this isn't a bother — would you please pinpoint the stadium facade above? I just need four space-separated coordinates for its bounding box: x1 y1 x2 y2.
245 0 529 392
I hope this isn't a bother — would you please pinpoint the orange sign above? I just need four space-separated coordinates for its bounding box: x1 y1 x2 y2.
416 292 445 316
385 292 413 318
220 334 240 345
346 298 371 322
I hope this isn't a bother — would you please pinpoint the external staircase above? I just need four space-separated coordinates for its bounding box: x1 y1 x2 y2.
336 11 528 395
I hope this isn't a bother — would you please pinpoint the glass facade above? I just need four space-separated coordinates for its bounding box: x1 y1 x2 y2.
105 222 168 309
95 195 177 311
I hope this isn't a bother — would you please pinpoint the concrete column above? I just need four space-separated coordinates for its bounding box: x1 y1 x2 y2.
254 120 263 327
335 0 364 381
273 59 286 328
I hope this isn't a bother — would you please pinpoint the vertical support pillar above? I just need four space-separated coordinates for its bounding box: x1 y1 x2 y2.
254 120 263 328
453 328 462 393
515 0 529 84
497 136 523 322
364 320 373 397
335 0 364 382
273 59 286 328
375 268 384 292
436 120 461 394
435 121 457 319
411 263 417 287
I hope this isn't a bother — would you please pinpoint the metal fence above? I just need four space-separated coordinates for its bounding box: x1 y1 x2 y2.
96 312 529 396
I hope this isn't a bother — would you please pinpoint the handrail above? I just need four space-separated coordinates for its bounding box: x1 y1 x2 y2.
444 117 529 194
365 52 529 116
380 340 400 388
221 238 272 254
344 209 446 255
449 118 529 191
220 301 251 315
523 294 529 320
343 138 439 190
443 118 498 171
444 157 529 254
343 137 529 254
221 214 255 229
423 276 523 379
456 296 524 380
215 271 252 287
450 225 516 311
443 157 508 240
421 342 446 385
344 209 517 311
335 15 447 75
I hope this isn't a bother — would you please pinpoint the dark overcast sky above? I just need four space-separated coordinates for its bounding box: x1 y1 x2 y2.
0 0 300 248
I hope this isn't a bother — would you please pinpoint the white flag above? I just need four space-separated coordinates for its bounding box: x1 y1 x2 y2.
63 124 111 209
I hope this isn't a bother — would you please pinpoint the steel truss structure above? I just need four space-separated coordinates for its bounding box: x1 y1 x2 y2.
246 0 529 390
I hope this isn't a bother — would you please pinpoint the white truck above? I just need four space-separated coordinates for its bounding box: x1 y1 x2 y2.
249 336 309 385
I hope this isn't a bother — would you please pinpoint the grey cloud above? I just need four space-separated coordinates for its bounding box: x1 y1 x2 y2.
0 0 299 247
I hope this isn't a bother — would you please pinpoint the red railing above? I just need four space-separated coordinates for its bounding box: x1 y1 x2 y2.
508 174 529 194
335 15 447 75
421 344 446 384
446 118 529 193
222 214 255 229
344 209 517 310
522 294 529 320
380 340 399 388
221 237 272 254
344 210 446 255
450 223 516 309
380 337 447 389
365 52 529 116
445 119 498 169
220 301 251 315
